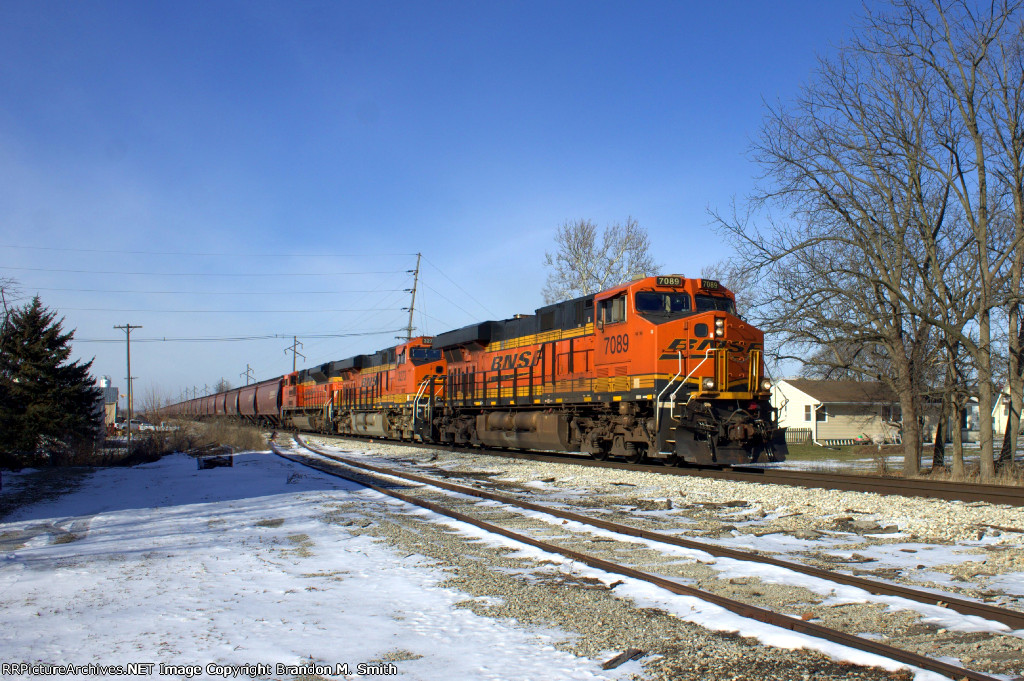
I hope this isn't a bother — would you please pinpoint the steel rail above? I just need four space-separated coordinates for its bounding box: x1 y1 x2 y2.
295 436 1024 631
303 432 1024 507
272 437 1003 681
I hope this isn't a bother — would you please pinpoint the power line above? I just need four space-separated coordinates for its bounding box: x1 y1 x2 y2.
1 266 405 277
60 307 403 313
267 271 415 366
422 281 483 321
73 329 406 343
2 244 416 258
416 309 456 329
29 286 406 295
421 255 497 318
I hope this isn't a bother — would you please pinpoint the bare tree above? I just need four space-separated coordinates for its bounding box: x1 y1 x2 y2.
213 378 232 394
862 0 1024 479
714 1 1024 480
0 277 22 338
700 259 756 309
712 14 957 474
138 382 172 420
542 217 659 303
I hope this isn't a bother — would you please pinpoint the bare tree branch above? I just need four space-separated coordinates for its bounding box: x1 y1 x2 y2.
542 217 660 303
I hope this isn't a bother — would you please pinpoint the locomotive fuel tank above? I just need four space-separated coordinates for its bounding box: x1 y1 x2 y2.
474 411 573 450
351 412 391 438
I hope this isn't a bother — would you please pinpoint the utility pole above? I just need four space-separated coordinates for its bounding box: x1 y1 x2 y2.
114 324 142 450
285 336 304 373
405 252 421 341
240 364 254 385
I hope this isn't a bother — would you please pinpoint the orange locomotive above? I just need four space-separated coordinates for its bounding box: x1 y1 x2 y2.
262 275 785 465
280 336 445 439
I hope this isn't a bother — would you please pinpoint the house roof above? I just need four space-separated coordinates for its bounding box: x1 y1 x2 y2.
781 379 898 404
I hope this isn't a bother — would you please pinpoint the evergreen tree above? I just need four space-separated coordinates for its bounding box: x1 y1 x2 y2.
0 297 101 457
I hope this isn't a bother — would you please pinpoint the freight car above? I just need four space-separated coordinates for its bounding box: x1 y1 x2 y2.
167 275 786 465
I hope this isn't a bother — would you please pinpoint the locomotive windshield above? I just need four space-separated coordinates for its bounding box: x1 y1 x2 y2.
409 347 442 365
695 294 736 314
635 291 736 322
634 291 692 322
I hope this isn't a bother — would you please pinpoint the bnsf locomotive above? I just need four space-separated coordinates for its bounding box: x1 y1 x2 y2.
167 275 787 465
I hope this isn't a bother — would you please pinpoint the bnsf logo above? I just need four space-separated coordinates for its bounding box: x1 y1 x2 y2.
490 350 543 370
659 338 761 360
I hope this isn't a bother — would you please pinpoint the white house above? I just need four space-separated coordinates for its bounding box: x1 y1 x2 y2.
994 386 1020 438
772 379 903 445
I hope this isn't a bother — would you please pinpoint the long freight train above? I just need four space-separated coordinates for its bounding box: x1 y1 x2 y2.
166 275 787 465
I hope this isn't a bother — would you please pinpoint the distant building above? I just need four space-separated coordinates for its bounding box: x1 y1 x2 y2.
772 379 905 445
98 376 119 428
993 386 1022 438
771 378 978 446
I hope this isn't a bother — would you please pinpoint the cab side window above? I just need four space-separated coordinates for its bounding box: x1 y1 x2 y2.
599 294 626 324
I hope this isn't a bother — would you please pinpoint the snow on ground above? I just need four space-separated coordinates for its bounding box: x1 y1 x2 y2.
429 515 951 681
0 452 630 680
3 447 1016 681
507 504 1019 639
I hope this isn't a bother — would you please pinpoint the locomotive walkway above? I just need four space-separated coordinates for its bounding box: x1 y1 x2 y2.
272 435 1022 681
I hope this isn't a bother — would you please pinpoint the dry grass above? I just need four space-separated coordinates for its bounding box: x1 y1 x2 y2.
785 441 1024 485
916 463 1024 485
195 420 267 451
90 420 268 466
129 420 267 460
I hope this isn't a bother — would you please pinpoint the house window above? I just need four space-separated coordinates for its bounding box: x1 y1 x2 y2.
805 405 826 421
882 405 902 422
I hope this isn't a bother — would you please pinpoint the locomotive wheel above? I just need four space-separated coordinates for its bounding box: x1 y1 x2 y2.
623 442 646 464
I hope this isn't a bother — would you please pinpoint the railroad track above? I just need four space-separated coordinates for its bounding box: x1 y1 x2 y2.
297 431 1024 506
271 435 1022 681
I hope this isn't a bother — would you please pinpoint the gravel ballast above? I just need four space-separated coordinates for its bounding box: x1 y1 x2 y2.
303 437 1024 678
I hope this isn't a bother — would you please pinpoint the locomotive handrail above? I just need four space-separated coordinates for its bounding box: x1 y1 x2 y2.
653 350 684 438
653 347 715 443
654 351 684 413
412 377 432 418
670 347 714 404
412 375 446 433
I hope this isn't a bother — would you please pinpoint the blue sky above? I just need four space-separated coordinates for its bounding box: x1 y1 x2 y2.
1 1 865 403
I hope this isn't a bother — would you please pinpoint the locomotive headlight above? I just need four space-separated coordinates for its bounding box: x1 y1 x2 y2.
702 378 716 390
760 379 772 391
715 327 724 337
714 318 724 328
